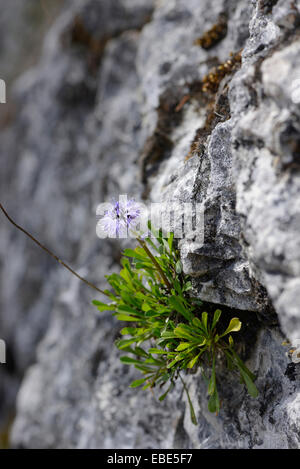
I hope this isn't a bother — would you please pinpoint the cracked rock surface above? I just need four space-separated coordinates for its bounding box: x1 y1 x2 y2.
0 0 299 448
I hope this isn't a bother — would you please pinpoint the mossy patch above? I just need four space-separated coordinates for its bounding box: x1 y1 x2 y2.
194 13 228 50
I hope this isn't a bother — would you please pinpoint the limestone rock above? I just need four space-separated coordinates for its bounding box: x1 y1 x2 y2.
0 0 299 448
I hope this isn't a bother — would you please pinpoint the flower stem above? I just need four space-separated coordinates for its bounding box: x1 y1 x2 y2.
137 237 172 293
0 202 109 297
178 373 197 425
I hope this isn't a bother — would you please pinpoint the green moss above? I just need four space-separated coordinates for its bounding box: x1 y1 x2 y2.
194 13 228 50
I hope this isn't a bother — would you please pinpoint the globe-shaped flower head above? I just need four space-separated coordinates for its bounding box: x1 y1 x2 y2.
98 198 141 238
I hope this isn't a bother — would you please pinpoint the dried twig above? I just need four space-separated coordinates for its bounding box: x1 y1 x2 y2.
0 202 108 297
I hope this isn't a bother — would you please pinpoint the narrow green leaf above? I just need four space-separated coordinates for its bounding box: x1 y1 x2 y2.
116 338 138 349
208 358 216 395
145 237 161 254
169 296 194 321
192 317 206 334
159 382 174 401
123 249 145 260
174 326 196 341
202 312 208 331
175 260 183 274
167 355 184 368
149 348 167 355
168 232 174 253
176 342 193 352
187 353 201 369
142 382 153 390
240 369 259 398
145 357 165 366
220 317 242 337
134 347 149 358
120 327 136 336
92 300 115 311
183 281 192 292
134 364 155 372
115 314 141 322
162 239 170 253
208 388 220 414
145 310 162 318
117 305 141 315
120 356 142 365
230 349 256 382
181 377 197 425
211 309 222 330
161 331 177 339
130 378 147 388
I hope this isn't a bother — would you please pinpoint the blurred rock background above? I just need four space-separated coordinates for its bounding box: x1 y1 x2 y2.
0 0 68 446
0 0 300 448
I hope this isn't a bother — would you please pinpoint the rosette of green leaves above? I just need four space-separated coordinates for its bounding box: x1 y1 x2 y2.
92 227 258 423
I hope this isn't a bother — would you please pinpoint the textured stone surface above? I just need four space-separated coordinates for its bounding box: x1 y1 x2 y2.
0 0 153 437
0 0 65 87
0 0 299 448
231 36 300 344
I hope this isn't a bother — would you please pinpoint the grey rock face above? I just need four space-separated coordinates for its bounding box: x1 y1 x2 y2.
0 0 153 438
0 0 65 87
0 0 299 448
231 34 300 344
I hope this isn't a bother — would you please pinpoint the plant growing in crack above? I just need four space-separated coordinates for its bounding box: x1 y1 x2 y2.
93 200 259 423
0 200 259 424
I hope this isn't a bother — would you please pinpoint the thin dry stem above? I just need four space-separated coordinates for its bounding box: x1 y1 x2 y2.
0 202 108 297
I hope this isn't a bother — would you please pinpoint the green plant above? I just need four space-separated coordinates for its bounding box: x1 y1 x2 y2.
1 200 258 424
93 226 258 423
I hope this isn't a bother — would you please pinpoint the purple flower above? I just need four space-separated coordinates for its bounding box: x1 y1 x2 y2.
98 198 141 238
